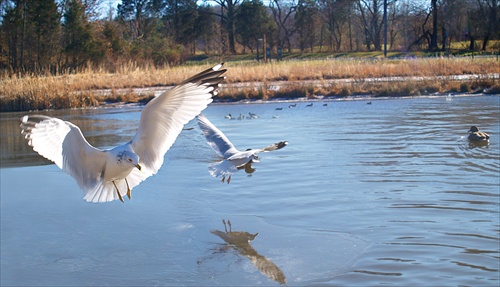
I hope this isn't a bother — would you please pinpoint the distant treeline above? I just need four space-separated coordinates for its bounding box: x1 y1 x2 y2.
0 0 498 73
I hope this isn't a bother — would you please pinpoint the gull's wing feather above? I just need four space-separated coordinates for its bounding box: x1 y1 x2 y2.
197 113 238 158
20 115 108 198
258 141 288 153
130 63 226 182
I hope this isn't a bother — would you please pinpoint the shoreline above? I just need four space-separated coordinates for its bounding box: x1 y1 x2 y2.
89 72 500 98
50 91 500 111
1 73 499 113
2 89 498 113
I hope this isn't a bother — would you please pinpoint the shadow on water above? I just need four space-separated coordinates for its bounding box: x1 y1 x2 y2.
204 219 287 285
239 161 257 174
467 140 490 149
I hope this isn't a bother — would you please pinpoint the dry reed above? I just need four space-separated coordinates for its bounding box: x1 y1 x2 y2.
1 57 499 111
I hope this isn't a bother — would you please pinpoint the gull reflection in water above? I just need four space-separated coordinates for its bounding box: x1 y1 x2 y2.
238 161 256 174
209 219 287 285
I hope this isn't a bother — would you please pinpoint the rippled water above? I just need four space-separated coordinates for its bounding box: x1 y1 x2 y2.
1 95 499 286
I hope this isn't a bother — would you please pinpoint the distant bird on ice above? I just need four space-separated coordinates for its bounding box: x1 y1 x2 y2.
20 63 227 203
197 113 288 183
467 126 489 142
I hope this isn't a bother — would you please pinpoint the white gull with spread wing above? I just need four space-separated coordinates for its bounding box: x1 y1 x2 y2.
20 63 227 203
197 113 287 183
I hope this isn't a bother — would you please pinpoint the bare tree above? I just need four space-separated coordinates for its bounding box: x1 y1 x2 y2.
208 0 240 54
269 0 299 52
429 0 438 50
387 0 400 50
356 0 383 50
319 0 355 51
405 0 444 51
476 0 499 50
295 0 319 52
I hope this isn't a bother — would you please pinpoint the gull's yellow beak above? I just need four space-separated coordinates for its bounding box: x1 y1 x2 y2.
135 164 142 171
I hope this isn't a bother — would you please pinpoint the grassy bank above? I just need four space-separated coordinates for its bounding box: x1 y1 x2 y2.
1 56 499 112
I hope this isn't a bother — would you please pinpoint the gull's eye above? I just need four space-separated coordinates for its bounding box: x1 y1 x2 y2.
127 158 132 162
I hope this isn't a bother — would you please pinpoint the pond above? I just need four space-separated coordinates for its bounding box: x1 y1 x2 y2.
1 95 499 286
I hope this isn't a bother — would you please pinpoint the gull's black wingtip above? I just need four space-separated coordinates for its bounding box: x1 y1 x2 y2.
181 63 227 87
277 141 288 150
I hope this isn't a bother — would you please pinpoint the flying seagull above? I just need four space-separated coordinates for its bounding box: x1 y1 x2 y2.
20 63 227 203
197 113 287 183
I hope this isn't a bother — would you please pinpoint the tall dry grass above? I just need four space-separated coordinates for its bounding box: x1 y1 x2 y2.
1 57 499 111
224 57 499 81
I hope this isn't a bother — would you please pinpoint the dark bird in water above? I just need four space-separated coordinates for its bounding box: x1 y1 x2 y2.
467 126 489 142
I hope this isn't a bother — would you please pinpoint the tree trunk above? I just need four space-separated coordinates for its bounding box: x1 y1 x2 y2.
441 26 447 52
469 37 475 50
481 0 497 51
226 1 237 54
430 0 439 50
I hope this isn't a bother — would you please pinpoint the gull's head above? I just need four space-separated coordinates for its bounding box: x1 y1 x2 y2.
119 150 142 171
244 149 260 162
250 154 260 163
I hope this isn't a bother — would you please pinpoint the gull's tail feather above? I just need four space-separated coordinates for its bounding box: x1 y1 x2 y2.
209 160 238 179
83 180 128 203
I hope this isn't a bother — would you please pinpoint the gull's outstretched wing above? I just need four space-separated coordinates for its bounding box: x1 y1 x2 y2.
130 63 227 182
20 115 107 195
258 141 288 153
197 113 238 158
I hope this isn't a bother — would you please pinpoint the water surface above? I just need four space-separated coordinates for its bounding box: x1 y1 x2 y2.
1 95 499 286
